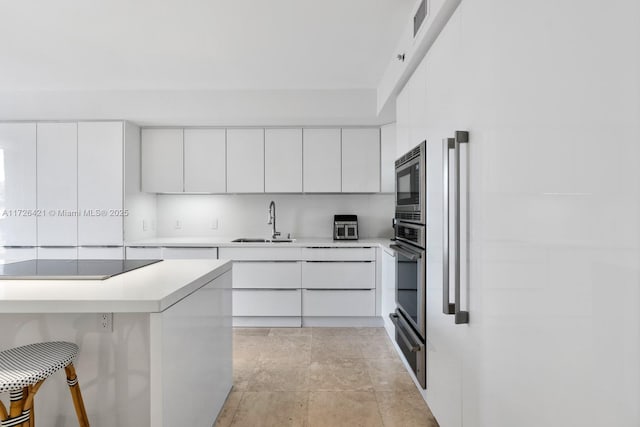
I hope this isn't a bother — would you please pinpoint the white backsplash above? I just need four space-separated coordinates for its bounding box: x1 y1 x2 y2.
155 194 395 239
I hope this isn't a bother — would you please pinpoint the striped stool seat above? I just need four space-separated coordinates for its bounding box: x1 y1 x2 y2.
0 342 78 393
0 342 89 427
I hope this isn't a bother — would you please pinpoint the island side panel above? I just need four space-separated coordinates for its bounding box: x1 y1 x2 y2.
150 270 232 427
0 312 151 427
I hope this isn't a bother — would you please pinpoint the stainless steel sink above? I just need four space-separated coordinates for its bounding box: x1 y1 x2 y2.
231 238 295 243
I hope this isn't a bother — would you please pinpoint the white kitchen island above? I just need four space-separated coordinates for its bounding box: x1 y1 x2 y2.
0 259 232 427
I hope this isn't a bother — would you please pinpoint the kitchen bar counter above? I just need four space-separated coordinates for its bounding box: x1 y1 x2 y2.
126 236 394 249
0 259 233 427
0 259 232 313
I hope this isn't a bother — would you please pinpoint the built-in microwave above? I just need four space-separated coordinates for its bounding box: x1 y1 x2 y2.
395 141 426 224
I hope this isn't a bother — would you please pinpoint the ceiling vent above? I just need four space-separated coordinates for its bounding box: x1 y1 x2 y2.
413 0 427 37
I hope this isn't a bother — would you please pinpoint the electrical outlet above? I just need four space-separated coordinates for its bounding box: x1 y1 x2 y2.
99 313 113 332
175 220 182 229
211 218 218 229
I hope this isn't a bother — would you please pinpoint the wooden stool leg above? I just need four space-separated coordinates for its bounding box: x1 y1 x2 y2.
0 400 8 421
4 388 30 427
64 363 90 427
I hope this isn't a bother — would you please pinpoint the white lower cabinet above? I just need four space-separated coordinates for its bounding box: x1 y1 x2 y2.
381 248 397 337
37 247 78 259
302 247 375 261
233 261 300 289
301 248 377 318
78 246 124 260
232 289 302 317
126 247 163 259
125 246 218 259
162 247 218 259
302 261 374 289
302 289 375 317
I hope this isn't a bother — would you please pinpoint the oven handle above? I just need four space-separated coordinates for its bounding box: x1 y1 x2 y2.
389 244 421 261
389 313 420 352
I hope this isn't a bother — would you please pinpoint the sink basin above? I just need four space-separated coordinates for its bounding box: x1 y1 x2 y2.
231 238 296 243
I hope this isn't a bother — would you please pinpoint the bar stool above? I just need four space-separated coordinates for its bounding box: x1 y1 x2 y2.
0 341 89 427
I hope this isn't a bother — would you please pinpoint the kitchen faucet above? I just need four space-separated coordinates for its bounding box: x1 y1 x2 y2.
267 200 281 239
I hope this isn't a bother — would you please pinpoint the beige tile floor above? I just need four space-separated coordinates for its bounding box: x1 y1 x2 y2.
214 327 439 427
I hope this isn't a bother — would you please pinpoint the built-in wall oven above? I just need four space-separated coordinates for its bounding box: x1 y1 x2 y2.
390 141 428 389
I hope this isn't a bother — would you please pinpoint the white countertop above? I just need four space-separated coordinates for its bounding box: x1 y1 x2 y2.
126 236 395 250
0 259 231 314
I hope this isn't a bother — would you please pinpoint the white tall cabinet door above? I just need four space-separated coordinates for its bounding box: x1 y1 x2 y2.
395 84 411 158
0 123 37 246
302 128 341 192
36 122 78 246
380 123 397 193
141 129 183 193
78 122 124 245
226 129 264 193
264 128 302 192
184 129 226 193
341 128 381 193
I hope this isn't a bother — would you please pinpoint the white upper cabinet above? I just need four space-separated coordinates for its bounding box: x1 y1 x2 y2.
264 128 302 193
36 122 78 246
380 123 397 193
0 123 37 246
141 129 183 193
341 128 380 193
184 129 226 193
303 128 341 193
77 122 124 246
226 129 264 193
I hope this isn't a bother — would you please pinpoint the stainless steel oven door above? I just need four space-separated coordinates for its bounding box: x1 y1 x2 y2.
390 242 426 339
390 311 426 388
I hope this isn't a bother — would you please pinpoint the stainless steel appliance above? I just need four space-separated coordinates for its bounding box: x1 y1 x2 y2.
391 141 429 388
333 215 358 240
395 141 426 224
390 221 427 389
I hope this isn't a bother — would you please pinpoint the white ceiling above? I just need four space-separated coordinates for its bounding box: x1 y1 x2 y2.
0 0 414 91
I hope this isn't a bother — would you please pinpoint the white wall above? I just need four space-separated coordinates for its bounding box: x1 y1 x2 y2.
400 0 640 426
155 194 394 239
0 89 392 127
124 122 158 241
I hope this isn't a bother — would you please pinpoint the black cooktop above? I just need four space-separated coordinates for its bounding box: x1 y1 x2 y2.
0 259 162 280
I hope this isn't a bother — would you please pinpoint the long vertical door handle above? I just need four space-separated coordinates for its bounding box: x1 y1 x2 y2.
442 137 455 315
453 131 469 324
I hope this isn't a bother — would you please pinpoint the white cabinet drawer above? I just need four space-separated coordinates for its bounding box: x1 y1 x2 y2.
302 262 375 289
233 261 300 289
163 247 218 259
219 247 301 261
126 247 162 259
302 247 375 261
78 247 124 260
233 289 301 316
37 247 78 259
302 289 375 317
